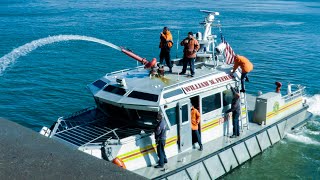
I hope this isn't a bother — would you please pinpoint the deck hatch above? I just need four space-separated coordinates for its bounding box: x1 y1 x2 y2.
92 80 107 89
103 85 126 95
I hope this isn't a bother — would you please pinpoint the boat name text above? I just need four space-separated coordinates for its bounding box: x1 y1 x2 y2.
182 75 233 94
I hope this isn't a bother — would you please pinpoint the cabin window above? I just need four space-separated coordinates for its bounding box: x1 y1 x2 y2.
223 89 233 106
181 104 189 123
99 102 130 120
104 85 126 95
92 80 107 89
202 93 221 114
163 89 184 99
165 107 177 126
128 109 158 126
128 91 158 102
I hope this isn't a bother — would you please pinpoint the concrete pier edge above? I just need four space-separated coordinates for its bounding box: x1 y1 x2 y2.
0 118 146 180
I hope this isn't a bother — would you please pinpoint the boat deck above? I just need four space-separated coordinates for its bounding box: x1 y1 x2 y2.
134 95 260 178
51 107 154 147
134 121 264 179
134 95 311 179
103 61 233 91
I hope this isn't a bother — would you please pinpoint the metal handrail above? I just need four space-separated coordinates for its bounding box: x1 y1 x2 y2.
282 85 305 103
80 128 120 147
105 66 144 77
62 106 96 120
54 115 107 135
162 66 226 91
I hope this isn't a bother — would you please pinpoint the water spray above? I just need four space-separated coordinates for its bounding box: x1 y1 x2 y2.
0 35 157 76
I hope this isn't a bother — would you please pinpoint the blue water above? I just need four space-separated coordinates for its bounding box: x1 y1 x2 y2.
0 0 319 178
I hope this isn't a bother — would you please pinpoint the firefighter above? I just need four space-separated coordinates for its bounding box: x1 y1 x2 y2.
226 87 241 138
231 55 253 93
191 105 203 151
180 32 199 77
159 27 173 73
154 112 167 168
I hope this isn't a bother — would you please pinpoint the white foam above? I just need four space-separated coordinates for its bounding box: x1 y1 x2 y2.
305 130 320 136
286 133 320 146
305 94 320 116
0 35 121 75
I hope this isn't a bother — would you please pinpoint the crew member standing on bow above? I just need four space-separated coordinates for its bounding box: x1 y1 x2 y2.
191 105 203 151
154 112 167 168
159 27 173 73
180 32 199 77
226 87 241 138
231 55 253 93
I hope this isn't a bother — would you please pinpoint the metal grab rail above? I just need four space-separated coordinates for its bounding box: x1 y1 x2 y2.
282 85 305 103
105 66 145 77
62 106 97 120
81 128 120 147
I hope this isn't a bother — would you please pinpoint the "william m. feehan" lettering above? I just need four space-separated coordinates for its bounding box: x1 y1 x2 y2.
182 75 233 93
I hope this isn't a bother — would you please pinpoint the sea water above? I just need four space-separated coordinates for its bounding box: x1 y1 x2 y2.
0 0 319 178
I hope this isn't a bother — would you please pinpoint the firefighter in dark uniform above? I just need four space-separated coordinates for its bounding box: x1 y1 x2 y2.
154 112 167 168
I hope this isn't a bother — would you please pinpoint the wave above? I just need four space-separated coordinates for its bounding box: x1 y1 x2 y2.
0 35 121 76
305 94 320 116
286 133 320 146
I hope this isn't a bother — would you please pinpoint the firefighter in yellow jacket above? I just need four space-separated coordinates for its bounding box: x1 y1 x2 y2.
232 55 253 93
191 105 203 151
159 27 173 72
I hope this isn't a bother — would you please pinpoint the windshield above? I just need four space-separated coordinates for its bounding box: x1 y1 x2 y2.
99 102 158 128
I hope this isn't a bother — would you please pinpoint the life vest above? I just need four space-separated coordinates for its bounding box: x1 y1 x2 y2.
159 31 173 49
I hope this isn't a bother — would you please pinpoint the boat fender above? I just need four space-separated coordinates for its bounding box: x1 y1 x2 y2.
112 157 126 169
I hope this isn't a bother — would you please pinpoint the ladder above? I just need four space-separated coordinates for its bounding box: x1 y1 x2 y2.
239 91 249 130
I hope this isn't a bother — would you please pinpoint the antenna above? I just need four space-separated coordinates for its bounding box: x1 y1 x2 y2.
200 10 220 16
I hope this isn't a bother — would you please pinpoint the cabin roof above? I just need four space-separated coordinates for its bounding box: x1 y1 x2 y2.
87 62 236 108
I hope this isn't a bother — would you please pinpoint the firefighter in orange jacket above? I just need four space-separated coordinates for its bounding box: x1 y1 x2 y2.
180 32 199 77
159 27 173 72
231 55 253 93
191 105 203 151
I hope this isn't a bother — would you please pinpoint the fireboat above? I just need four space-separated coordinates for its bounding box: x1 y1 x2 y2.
40 10 312 179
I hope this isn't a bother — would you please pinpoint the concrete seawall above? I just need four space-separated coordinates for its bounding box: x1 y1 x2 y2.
0 118 145 180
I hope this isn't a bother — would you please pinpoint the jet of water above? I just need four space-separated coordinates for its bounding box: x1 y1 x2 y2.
0 35 122 75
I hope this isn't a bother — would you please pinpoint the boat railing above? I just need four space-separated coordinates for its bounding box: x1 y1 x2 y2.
80 128 120 147
162 68 220 91
105 66 144 77
49 106 106 137
283 84 306 103
62 106 97 120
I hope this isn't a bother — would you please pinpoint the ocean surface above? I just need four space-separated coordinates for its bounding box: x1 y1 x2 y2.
0 0 319 178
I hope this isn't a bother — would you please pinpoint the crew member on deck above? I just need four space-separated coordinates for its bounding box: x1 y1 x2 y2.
231 55 253 93
154 112 167 168
159 27 173 73
180 32 199 77
226 87 241 138
191 105 203 151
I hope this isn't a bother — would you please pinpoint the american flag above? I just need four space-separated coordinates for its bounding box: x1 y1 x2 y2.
223 40 236 64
